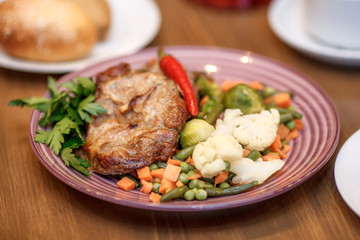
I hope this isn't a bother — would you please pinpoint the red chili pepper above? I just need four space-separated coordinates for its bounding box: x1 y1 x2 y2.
158 49 199 116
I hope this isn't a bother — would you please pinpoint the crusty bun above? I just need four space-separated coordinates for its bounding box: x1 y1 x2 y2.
0 0 97 62
71 0 111 41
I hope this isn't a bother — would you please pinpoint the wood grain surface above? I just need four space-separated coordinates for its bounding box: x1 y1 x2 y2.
1 0 359 239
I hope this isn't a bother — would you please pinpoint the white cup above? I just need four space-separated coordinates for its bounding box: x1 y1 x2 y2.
304 0 360 49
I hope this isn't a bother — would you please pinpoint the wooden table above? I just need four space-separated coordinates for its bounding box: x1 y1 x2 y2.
1 0 359 239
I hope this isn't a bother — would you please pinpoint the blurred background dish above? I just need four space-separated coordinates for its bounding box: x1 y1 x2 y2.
0 0 161 73
334 129 360 218
268 0 360 67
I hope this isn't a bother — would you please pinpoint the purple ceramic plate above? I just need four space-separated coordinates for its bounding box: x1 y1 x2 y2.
29 46 340 211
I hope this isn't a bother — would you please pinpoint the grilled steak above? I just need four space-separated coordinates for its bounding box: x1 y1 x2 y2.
82 63 189 175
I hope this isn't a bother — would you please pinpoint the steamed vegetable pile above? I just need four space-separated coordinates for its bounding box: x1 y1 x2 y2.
116 51 304 203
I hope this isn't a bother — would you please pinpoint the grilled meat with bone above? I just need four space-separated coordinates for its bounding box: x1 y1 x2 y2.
82 63 189 175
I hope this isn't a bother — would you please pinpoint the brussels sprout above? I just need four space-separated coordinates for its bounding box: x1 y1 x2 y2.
223 84 264 114
180 119 215 148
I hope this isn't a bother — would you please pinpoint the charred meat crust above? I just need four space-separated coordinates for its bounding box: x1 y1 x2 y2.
82 63 190 175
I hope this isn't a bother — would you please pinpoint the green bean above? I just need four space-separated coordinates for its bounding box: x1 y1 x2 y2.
225 172 236 183
285 119 296 130
246 150 261 161
149 163 158 171
205 181 258 197
184 189 195 201
173 145 196 160
280 113 293 123
205 103 225 125
200 177 215 184
155 161 167 169
276 107 302 119
160 186 189 202
180 161 190 173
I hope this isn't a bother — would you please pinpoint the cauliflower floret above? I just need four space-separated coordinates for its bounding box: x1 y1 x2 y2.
212 109 243 136
233 109 279 151
192 134 243 178
213 108 280 151
230 158 285 184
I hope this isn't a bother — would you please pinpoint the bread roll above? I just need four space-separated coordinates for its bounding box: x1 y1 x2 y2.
0 0 97 62
71 0 111 41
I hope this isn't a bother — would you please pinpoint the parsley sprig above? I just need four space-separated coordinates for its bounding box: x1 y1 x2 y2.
9 76 106 176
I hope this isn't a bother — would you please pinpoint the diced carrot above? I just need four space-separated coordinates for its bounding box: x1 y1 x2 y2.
273 92 291 108
285 129 299 141
140 179 153 194
275 149 287 159
149 192 162 203
167 158 182 166
199 95 209 107
214 171 229 186
187 173 202 180
159 178 176 194
185 156 194 165
242 148 251 158
163 164 182 182
249 80 265 90
117 177 136 191
221 80 245 92
269 134 282 151
136 166 153 182
153 177 162 183
277 124 290 140
262 152 281 161
176 180 184 187
151 168 165 179
294 119 304 131
282 144 291 154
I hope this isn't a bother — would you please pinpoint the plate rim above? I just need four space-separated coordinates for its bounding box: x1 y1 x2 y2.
334 129 360 217
29 45 340 212
267 0 360 66
0 0 161 73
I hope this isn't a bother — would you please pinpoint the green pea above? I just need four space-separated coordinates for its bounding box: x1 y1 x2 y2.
204 182 214 188
180 162 190 173
184 190 195 201
195 189 207 201
187 170 196 177
152 182 160 193
178 172 189 185
224 161 231 172
189 179 199 189
285 120 296 130
219 182 231 189
149 163 158 171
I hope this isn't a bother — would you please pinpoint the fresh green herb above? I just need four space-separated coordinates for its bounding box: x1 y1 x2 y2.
8 76 106 176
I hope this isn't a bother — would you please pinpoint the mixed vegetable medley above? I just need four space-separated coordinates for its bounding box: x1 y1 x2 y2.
9 49 304 204
116 51 304 203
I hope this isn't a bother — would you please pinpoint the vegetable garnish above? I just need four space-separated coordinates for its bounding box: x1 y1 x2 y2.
8 76 106 176
158 49 199 116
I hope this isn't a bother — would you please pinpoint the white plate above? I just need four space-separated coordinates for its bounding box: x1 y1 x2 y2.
268 0 360 67
334 129 360 217
0 0 161 73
